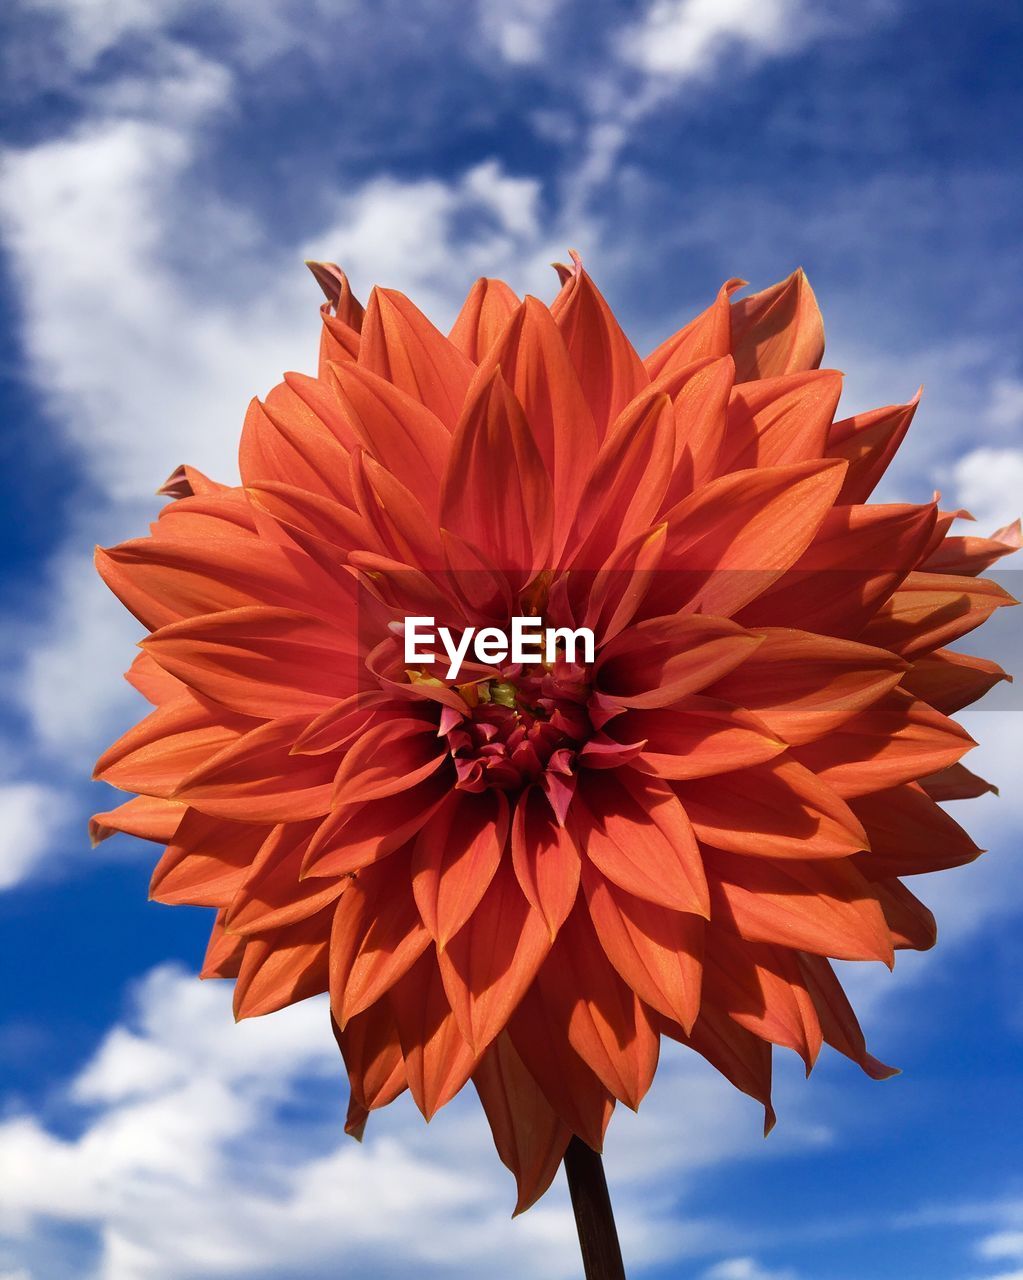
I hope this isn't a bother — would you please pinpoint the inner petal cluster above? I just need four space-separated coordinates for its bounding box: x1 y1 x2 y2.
441 661 591 793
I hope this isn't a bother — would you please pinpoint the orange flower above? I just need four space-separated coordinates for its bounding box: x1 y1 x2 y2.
93 254 1018 1214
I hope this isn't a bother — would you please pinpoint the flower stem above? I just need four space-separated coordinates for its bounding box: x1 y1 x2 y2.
563 1136 627 1279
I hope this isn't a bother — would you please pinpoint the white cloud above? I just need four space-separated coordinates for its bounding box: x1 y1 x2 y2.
2 964 798 1279
622 0 811 79
702 1258 799 1280
951 448 1023 534
0 783 69 890
0 35 565 799
979 1231 1023 1261
478 0 563 65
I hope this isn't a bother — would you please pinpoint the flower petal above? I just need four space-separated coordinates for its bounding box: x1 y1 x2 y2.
550 257 648 437
511 787 582 938
472 1032 572 1216
791 690 974 798
729 269 824 381
708 850 893 965
641 458 847 619
329 850 431 1026
438 859 552 1053
412 790 509 948
440 368 553 577
358 287 474 429
707 628 909 746
387 950 479 1120
574 771 710 915
826 393 920 504
536 904 660 1110
449 277 521 362
581 859 704 1032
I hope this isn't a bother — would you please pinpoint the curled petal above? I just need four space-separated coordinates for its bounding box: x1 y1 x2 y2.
449 277 521 362
550 257 648 437
729 268 824 382
826 393 920 504
645 279 744 377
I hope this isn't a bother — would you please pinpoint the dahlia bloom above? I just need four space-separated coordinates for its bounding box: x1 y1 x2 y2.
93 255 1018 1214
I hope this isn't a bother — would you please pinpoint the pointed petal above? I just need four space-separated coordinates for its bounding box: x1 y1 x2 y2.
142 606 361 719
851 784 982 877
438 859 552 1052
328 360 451 513
94 698 248 797
440 368 553 576
675 759 867 859
664 1005 776 1134
449 277 521 362
719 370 841 474
596 613 762 709
149 808 268 908
708 850 893 965
826 394 920 503
226 822 345 934
172 716 339 822
331 715 446 806
200 909 246 978
923 520 1023 575
473 1032 572 1215
574 771 709 915
508 981 615 1150
550 260 648 436
872 878 937 951
859 571 1015 657
621 698 786 780
233 908 332 1018
738 502 939 636
566 392 675 567
641 458 847 620
791 690 974 798
707 628 908 746
645 279 744 377
334 1003 407 1112
387 950 478 1119
705 932 822 1071
536 904 659 1110
796 953 898 1079
581 859 704 1032
95 530 340 633
730 269 824 381
511 787 581 938
304 769 451 878
359 287 474 429
662 355 736 505
412 791 509 948
918 762 998 802
901 648 1010 714
238 391 357 507
90 795 185 846
478 296 599 560
329 850 431 1025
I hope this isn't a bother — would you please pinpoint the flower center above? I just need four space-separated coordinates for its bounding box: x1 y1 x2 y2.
441 663 591 793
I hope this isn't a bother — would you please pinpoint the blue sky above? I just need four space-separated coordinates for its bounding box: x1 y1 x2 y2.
0 1 1022 1277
